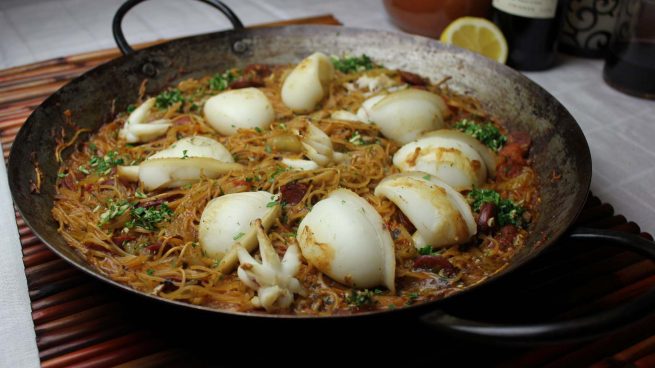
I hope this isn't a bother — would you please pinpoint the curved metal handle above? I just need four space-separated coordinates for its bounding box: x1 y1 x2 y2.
112 0 244 55
421 227 655 345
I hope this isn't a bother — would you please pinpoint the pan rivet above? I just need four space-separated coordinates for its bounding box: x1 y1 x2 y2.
232 40 248 54
141 63 157 77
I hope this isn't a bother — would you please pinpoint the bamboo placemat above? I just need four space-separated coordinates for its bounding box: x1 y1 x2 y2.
3 14 655 367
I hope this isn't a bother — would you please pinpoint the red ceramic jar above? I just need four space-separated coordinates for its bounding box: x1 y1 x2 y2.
383 0 492 38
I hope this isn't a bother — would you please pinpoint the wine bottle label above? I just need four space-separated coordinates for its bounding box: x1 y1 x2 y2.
492 0 557 19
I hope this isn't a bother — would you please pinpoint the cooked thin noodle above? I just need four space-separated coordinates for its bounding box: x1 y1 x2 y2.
53 63 538 315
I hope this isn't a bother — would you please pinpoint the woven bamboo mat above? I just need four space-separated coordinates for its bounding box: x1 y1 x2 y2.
3 14 655 367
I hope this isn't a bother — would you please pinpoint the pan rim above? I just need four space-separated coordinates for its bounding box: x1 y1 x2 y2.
8 24 592 320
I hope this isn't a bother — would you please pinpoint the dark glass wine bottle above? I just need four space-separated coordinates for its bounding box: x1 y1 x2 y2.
491 0 568 71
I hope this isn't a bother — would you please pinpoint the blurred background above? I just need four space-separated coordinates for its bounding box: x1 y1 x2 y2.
0 0 394 69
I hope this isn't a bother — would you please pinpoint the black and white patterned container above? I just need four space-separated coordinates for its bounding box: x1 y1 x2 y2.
559 0 620 58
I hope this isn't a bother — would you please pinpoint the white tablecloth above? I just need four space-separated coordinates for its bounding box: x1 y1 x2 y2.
1 1 654 366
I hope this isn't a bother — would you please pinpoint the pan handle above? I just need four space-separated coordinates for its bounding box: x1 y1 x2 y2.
420 227 655 345
112 0 244 55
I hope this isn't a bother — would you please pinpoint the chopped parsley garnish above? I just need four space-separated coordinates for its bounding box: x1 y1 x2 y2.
254 127 262 133
57 172 68 178
332 54 376 73
146 269 154 276
345 289 381 307
98 200 131 225
406 292 419 305
418 246 434 255
78 165 90 175
88 150 124 175
233 232 245 240
125 203 174 231
422 174 431 180
181 149 189 159
455 119 507 152
467 188 525 227
155 89 185 109
126 104 136 113
348 130 366 145
268 166 289 183
135 191 147 199
209 70 239 91
266 194 284 208
417 246 443 256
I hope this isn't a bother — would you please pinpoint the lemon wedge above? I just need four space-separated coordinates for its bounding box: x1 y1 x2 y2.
440 17 508 64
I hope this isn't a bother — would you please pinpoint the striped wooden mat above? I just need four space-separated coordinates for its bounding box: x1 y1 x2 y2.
2 14 655 367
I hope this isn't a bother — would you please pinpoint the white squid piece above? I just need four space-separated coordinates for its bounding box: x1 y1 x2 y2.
119 97 172 143
281 121 344 169
297 188 396 291
148 135 234 162
281 158 320 171
330 110 362 122
199 191 279 257
237 219 306 312
117 136 241 191
300 121 337 166
281 52 334 113
344 73 403 96
374 172 476 250
357 89 449 144
393 129 497 191
355 94 385 123
204 88 274 136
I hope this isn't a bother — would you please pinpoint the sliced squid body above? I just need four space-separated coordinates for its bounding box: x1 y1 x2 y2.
357 89 449 144
237 219 305 312
281 52 334 113
300 121 337 166
117 136 241 191
393 129 497 191
330 110 361 122
199 191 281 265
148 135 233 161
356 94 385 123
345 74 402 96
281 158 319 171
138 158 241 191
375 172 476 250
274 121 342 170
297 188 395 291
204 88 274 136
119 98 172 143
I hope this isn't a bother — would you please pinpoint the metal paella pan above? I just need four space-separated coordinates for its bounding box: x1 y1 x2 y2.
8 0 655 345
